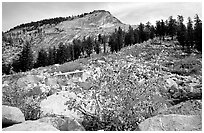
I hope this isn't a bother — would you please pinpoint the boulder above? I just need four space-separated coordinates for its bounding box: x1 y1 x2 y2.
82 70 92 82
139 114 201 131
45 77 58 87
25 86 43 97
159 100 202 116
65 117 85 131
16 75 42 88
2 105 25 127
37 116 85 131
40 91 84 123
165 78 178 89
2 121 59 131
77 82 92 90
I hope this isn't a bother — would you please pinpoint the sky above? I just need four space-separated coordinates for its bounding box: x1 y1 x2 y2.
2 2 202 32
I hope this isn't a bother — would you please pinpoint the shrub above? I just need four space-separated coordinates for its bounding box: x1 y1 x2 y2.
170 56 201 76
78 63 168 131
2 83 44 120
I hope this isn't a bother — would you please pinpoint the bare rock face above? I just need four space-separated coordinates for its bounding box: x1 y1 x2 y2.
139 114 202 131
37 116 85 131
65 117 86 131
16 75 42 88
159 100 202 116
2 105 25 127
2 121 59 131
40 91 84 123
45 77 58 87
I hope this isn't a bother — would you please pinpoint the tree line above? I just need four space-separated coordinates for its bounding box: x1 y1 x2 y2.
109 14 202 53
2 14 202 75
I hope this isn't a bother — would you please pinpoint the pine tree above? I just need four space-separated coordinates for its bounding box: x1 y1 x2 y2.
150 25 155 39
57 42 67 64
124 32 130 47
35 48 48 67
94 38 100 54
133 29 139 44
109 32 116 53
168 16 177 40
125 25 135 46
98 34 102 43
161 20 166 41
116 27 123 51
194 14 202 52
73 39 82 59
129 25 135 45
156 21 162 40
177 15 187 49
84 36 93 57
145 22 151 41
138 23 145 43
17 41 34 72
48 46 56 65
102 35 107 53
186 17 194 52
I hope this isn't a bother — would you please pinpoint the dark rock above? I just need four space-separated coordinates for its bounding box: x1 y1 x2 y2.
2 105 25 128
159 100 202 116
37 116 85 131
139 114 202 131
16 75 42 88
2 121 59 131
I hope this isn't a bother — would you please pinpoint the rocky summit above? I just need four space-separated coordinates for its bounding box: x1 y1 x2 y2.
2 10 133 65
2 39 202 131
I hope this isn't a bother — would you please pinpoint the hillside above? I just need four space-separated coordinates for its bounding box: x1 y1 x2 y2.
2 10 134 65
2 39 202 131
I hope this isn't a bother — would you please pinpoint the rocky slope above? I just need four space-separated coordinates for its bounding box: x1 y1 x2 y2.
2 39 202 131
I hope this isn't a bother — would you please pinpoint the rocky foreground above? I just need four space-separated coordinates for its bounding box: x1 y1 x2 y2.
2 39 202 131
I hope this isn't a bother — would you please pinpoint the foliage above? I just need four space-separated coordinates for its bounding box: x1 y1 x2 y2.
2 63 12 75
2 84 45 120
94 39 101 54
35 48 49 67
194 14 202 52
170 55 202 76
81 60 167 131
124 26 135 46
84 36 94 57
11 41 34 72
167 16 177 40
177 15 187 49
186 17 194 52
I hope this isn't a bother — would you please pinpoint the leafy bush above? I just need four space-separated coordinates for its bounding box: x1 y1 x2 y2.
170 56 201 76
80 62 168 131
2 83 45 120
